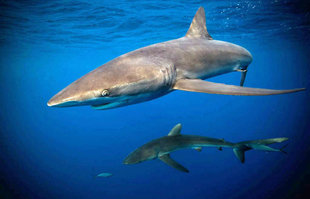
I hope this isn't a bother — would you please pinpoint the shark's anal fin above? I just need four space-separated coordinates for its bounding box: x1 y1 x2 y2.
168 123 182 136
159 154 189 173
185 7 212 40
173 79 305 96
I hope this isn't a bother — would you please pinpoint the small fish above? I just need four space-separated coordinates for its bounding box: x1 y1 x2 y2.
96 172 113 178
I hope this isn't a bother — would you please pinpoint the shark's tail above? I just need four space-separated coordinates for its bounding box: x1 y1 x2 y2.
232 138 288 163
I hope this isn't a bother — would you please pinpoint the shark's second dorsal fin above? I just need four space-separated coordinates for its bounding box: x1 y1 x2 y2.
185 7 212 40
168 123 182 136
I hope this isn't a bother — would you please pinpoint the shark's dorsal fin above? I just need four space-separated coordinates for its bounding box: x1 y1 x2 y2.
185 7 212 40
168 123 182 136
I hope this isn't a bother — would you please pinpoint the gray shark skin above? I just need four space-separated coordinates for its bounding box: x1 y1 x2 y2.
123 124 288 173
47 7 305 110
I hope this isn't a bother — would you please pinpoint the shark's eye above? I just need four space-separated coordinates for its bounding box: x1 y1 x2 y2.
101 89 110 97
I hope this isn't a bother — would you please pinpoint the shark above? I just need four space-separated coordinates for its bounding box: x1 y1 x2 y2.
123 124 288 173
47 7 305 110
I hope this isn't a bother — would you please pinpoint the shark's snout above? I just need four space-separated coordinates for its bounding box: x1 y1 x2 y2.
47 93 79 107
47 84 101 107
123 150 148 164
47 86 80 107
123 156 136 164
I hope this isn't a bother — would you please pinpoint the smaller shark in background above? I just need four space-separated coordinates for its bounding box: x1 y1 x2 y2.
123 124 288 173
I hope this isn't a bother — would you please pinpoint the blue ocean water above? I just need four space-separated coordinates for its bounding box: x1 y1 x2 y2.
0 0 310 198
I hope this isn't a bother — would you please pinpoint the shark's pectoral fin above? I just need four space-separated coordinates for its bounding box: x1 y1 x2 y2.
159 154 189 173
173 79 305 96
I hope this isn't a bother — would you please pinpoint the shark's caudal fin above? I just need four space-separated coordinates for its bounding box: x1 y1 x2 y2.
185 7 212 40
233 138 288 163
173 79 306 96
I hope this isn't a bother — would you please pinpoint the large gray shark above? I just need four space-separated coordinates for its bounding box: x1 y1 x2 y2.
47 7 305 110
123 124 288 173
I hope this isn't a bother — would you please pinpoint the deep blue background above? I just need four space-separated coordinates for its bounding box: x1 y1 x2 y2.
0 0 310 198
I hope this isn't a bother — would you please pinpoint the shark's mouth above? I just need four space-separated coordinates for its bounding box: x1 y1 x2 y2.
90 93 157 110
92 102 110 107
91 101 127 110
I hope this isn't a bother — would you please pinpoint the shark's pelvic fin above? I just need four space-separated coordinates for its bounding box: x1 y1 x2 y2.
185 7 212 40
168 123 182 136
173 79 305 96
159 154 189 173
